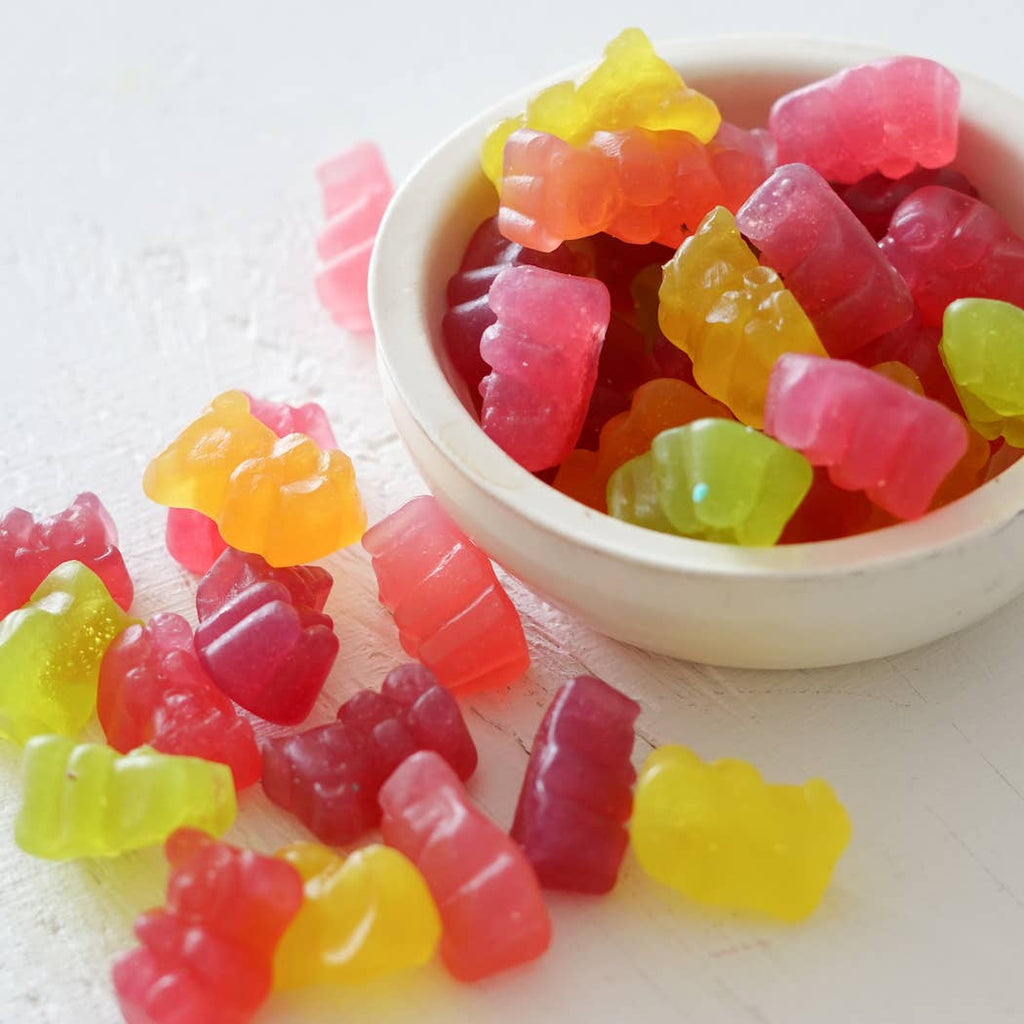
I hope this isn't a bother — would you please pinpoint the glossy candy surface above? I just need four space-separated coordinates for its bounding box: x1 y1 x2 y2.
631 745 851 920
113 829 302 1024
274 841 441 988
15 737 236 859
379 751 551 981
770 56 960 183
737 163 913 356
0 562 137 744
511 675 639 893
97 613 261 790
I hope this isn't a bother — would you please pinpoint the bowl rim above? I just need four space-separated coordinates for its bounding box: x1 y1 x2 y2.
368 33 1024 581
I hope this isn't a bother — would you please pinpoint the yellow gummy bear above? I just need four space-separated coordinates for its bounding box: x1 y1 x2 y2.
630 745 851 921
142 391 366 566
659 207 827 428
274 841 441 988
481 28 721 187
15 736 236 860
0 561 139 744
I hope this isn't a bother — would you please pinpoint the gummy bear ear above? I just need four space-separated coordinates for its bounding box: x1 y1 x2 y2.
164 827 215 867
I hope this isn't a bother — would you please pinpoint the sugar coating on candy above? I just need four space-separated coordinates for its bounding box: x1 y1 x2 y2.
658 206 827 427
362 497 529 692
112 829 302 1024
940 298 1024 445
631 745 851 921
769 56 960 184
0 492 133 619
764 353 969 519
274 842 441 988
479 265 610 471
511 675 639 893
97 613 261 790
880 187 1024 327
0 562 138 744
737 163 913 356
499 123 774 253
143 390 365 567
480 27 721 186
315 141 393 332
262 662 477 845
379 750 551 981
555 378 730 512
15 737 236 860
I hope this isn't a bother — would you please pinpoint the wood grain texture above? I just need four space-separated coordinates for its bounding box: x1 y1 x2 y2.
3 2 1024 1021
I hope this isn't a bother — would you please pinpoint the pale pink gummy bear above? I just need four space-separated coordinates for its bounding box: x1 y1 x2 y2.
736 163 913 357
479 265 610 471
764 353 968 520
770 56 960 184
314 141 393 333
379 750 551 982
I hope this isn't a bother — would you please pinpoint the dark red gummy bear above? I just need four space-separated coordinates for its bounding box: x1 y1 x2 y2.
0 492 133 619
511 675 640 894
112 829 303 1024
261 662 477 846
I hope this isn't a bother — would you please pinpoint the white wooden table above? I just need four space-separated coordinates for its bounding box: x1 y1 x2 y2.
4 2 1024 1021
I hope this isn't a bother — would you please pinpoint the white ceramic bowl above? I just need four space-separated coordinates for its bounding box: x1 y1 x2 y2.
369 36 1024 669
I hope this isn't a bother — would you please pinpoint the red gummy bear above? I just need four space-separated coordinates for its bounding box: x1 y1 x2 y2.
261 662 477 845
97 613 261 790
511 675 639 894
380 750 551 981
362 496 530 693
0 492 133 619
112 829 302 1024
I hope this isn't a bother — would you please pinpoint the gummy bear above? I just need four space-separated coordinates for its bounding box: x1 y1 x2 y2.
112 829 302 1024
362 496 530 692
0 492 133 620
143 390 365 567
480 27 721 186
658 206 827 426
940 298 1024 445
379 750 551 981
630 745 851 921
511 675 639 893
274 842 441 988
97 613 261 790
764 353 969 519
15 737 236 859
879 187 1024 327
479 265 610 471
770 56 960 184
0 561 138 744
737 163 914 356
315 141 393 333
778 468 884 544
555 378 730 512
606 452 678 535
499 122 773 253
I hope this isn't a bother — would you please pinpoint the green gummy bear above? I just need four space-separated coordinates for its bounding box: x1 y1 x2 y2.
607 453 678 534
940 298 1024 446
0 561 139 744
15 736 237 860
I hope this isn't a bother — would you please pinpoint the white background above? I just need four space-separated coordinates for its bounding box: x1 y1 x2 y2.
3 1 1024 1022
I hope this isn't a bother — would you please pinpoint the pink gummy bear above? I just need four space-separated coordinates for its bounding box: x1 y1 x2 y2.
379 750 551 982
511 675 639 894
0 492 133 619
261 662 477 845
499 123 775 252
98 613 261 790
736 162 913 356
479 265 610 471
764 353 968 519
361 496 530 693
879 186 1024 327
770 56 960 184
314 141 393 333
